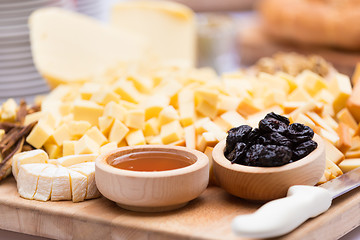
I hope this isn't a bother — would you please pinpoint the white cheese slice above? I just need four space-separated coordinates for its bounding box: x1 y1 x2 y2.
33 165 58 201
12 149 49 180
69 162 100 199
29 8 150 88
51 166 71 201
68 169 87 202
111 1 196 67
55 154 97 167
17 164 49 200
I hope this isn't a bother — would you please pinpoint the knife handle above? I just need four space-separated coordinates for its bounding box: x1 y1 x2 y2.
232 185 333 239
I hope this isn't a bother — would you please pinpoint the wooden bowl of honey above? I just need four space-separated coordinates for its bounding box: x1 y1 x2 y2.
95 145 209 212
212 134 326 201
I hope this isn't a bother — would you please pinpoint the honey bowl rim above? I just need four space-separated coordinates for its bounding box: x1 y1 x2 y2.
96 145 209 178
212 133 325 174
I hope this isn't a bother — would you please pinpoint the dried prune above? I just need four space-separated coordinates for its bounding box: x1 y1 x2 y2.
286 123 314 144
225 125 252 154
226 142 248 164
246 128 261 144
259 118 288 134
265 112 290 125
257 132 292 148
244 144 292 167
292 140 318 160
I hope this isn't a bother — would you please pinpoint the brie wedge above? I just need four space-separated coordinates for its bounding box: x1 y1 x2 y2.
17 164 49 200
51 166 72 201
68 169 87 202
33 165 58 201
69 162 100 199
12 149 48 180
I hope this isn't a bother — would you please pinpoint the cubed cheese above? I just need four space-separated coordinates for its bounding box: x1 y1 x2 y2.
125 129 146 146
73 100 103 126
75 135 100 155
160 120 184 144
108 119 129 144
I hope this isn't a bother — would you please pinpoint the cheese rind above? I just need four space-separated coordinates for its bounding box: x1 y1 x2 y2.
56 154 97 167
69 162 100 199
51 166 71 201
33 165 58 201
12 149 49 180
68 169 87 202
17 164 49 200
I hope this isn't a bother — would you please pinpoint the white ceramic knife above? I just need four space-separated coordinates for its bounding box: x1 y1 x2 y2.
232 167 360 239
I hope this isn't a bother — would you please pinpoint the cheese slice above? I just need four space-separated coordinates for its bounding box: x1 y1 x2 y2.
17 164 49 200
69 162 100 199
12 149 49 180
29 8 149 88
68 169 87 202
56 154 97 167
33 165 58 201
111 1 196 67
51 166 71 201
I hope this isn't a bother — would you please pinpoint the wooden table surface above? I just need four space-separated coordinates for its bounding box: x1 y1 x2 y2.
0 176 359 240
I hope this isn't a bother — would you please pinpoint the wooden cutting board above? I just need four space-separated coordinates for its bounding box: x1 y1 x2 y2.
237 24 360 76
0 176 359 240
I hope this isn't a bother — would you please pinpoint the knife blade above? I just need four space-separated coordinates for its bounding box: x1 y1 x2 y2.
231 167 360 239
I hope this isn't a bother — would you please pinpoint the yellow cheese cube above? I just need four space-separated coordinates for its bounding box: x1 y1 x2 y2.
262 89 287 109
258 72 290 94
84 126 108 146
103 101 126 121
336 108 358 131
48 123 71 146
275 72 298 93
314 127 339 146
100 142 118 154
109 119 129 144
314 89 335 104
282 101 306 114
144 118 159 137
75 135 100 155
287 87 312 102
143 95 170 120
329 73 352 114
178 88 195 127
26 123 54 149
296 70 327 96
339 158 360 173
98 116 114 137
195 88 219 106
236 96 262 117
158 106 179 126
184 124 196 149
325 157 343 179
125 109 145 129
39 112 58 129
125 129 146 146
127 74 153 93
220 111 247 129
160 120 184 144
324 140 345 165
24 111 46 125
73 100 104 126
196 99 218 119
197 132 217 152
68 120 91 137
1 98 17 122
114 79 141 103
63 140 76 156
80 83 102 100
217 95 241 114
44 143 62 159
146 135 163 145
90 88 120 106
201 120 226 141
293 113 316 130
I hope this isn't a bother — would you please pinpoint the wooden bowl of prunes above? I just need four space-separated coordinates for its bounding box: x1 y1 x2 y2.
212 112 326 201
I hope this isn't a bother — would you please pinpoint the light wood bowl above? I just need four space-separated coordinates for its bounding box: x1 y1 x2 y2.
95 145 209 212
212 134 325 201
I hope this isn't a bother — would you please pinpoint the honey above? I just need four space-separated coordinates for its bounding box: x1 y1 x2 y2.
110 151 194 172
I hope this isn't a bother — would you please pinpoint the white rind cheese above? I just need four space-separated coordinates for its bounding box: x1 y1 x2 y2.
33 165 58 201
68 169 87 203
51 166 71 201
17 164 49 200
69 162 100 199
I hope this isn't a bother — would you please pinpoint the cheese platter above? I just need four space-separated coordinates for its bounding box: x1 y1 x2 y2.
1 1 360 239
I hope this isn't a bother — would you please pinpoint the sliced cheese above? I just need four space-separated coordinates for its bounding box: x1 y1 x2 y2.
69 162 100 199
12 149 49 180
33 165 58 201
17 163 49 200
51 166 71 201
68 169 87 202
